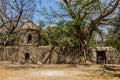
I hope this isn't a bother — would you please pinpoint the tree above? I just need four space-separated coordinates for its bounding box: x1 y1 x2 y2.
104 13 120 49
39 0 119 63
40 25 76 46
0 0 35 46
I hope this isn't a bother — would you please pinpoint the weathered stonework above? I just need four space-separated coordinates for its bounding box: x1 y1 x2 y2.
0 46 19 61
0 21 119 64
0 46 120 64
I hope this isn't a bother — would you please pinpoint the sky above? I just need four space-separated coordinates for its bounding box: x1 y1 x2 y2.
33 0 60 25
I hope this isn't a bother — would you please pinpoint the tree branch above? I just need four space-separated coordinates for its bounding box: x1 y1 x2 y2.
63 0 76 19
96 0 119 21
77 0 97 16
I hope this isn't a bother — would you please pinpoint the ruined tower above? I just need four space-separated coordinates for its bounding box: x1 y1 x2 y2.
19 21 40 46
18 21 40 64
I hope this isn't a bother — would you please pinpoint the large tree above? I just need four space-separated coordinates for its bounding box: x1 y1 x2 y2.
39 0 119 63
0 0 35 45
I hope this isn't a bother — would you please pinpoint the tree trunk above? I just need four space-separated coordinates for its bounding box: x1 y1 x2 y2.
43 46 55 64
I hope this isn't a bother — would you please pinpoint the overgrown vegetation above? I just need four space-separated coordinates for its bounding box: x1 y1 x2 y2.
39 0 120 63
0 0 119 63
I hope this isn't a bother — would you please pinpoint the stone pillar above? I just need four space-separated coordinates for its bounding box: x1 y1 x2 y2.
91 48 97 63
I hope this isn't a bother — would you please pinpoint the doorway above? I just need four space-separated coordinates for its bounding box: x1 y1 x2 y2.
97 51 106 64
25 53 30 62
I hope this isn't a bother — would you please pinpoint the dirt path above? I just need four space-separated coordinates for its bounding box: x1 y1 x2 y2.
0 64 119 80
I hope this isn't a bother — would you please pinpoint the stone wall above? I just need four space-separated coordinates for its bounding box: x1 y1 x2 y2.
0 46 120 64
0 46 19 61
89 47 120 64
0 46 4 60
19 30 40 46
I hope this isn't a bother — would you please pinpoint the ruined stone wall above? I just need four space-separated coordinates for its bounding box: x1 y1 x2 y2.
0 46 84 64
0 46 4 60
89 47 120 64
0 46 120 64
18 46 58 64
0 46 19 62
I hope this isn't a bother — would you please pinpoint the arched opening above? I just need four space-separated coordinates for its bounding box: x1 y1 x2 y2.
25 53 30 62
27 34 32 44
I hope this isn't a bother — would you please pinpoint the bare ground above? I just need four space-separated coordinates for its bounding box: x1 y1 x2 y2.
0 62 120 80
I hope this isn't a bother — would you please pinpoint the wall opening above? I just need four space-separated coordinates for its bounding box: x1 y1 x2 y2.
25 53 30 62
27 35 32 44
97 51 106 64
42 55 45 58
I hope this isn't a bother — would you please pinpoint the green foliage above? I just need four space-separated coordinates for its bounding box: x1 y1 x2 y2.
39 0 119 48
104 14 120 49
40 25 78 46
89 32 97 47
